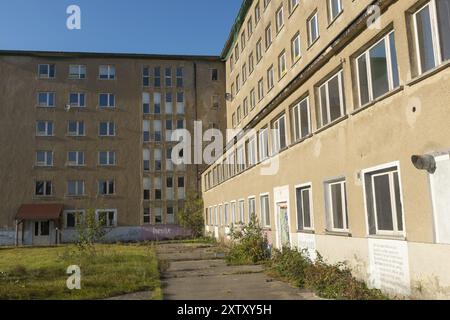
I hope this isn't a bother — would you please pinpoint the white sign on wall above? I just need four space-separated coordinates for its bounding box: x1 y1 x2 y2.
298 233 317 262
368 238 411 296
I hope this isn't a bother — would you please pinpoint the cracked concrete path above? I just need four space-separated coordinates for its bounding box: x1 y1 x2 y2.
157 242 319 300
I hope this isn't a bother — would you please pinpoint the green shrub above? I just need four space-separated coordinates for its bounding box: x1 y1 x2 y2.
178 192 205 238
269 248 310 287
226 216 270 265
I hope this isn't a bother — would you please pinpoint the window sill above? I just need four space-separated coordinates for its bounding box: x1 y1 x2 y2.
325 230 352 237
351 86 404 116
327 11 344 29
33 196 56 200
367 234 406 241
291 56 302 68
307 36 320 50
297 229 315 235
36 106 56 109
65 195 88 199
288 5 299 18
290 133 313 148
314 115 349 135
407 60 450 87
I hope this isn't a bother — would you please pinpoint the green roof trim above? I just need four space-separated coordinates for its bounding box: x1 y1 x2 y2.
220 0 254 60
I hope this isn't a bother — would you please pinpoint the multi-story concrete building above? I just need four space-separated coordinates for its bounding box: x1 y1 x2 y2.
0 51 226 246
202 0 450 298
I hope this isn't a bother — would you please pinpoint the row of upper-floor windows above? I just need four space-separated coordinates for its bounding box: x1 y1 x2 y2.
230 0 343 75
142 176 186 201
143 147 186 172
229 0 450 127
206 162 405 238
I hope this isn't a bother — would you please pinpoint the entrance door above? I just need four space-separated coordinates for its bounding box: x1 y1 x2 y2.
277 203 290 248
33 220 51 246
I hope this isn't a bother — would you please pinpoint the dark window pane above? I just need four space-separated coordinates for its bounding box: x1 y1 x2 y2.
393 172 404 231
437 0 450 61
369 40 389 99
328 75 342 122
296 188 304 230
357 55 370 105
331 184 344 229
416 5 437 73
302 189 311 228
300 100 310 137
374 174 394 231
389 33 400 88
41 221 50 236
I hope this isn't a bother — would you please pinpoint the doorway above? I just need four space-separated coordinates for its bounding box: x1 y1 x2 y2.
276 202 291 249
32 220 51 246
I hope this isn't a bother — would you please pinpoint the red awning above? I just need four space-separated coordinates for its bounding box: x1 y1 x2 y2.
16 204 64 220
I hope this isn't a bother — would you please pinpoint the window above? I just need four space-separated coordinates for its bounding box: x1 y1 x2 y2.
308 12 319 46
177 92 185 115
242 64 247 83
356 31 400 106
237 106 242 123
155 207 162 224
291 96 311 142
143 178 151 200
232 112 237 128
224 203 230 225
264 0 271 8
166 120 173 142
176 119 184 129
289 0 299 13
154 92 161 114
328 0 343 22
296 185 314 231
267 65 274 90
96 210 117 227
248 197 256 221
154 149 162 171
165 93 172 115
259 127 269 161
70 93 86 108
38 92 55 107
236 145 245 173
167 207 175 224
256 38 263 62
67 151 85 166
255 1 261 24
278 51 287 79
247 18 253 39
325 179 349 232
154 67 161 87
143 92 150 114
412 0 450 75
236 74 241 92
99 122 115 136
276 6 284 33
38 64 55 79
99 151 116 166
143 208 151 224
231 83 235 101
36 151 53 167
230 54 235 71
36 121 53 137
265 24 273 49
250 88 256 110
69 65 86 79
271 114 287 154
65 210 84 229
261 194 270 227
99 93 115 108
98 180 116 196
363 165 404 236
243 97 249 117
99 65 115 80
35 181 52 196
143 67 150 87
211 68 219 81
235 44 240 61
241 32 246 51
291 32 301 63
249 53 254 74
143 149 150 171
238 200 245 223
142 120 150 143
258 77 264 100
247 135 258 166
318 70 345 128
212 95 220 109
67 180 85 196
154 177 162 200
68 121 85 136
176 67 183 87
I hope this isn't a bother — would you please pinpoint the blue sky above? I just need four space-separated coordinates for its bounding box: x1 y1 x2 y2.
0 0 242 56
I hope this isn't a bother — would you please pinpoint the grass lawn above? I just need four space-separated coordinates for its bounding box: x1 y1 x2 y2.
0 244 161 300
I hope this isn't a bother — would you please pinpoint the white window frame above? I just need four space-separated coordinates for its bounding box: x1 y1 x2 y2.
260 193 271 228
69 65 86 79
276 5 284 33
238 199 245 224
98 151 116 166
289 0 299 13
271 114 287 155
291 96 311 142
361 161 406 237
99 93 115 108
259 127 269 161
64 210 85 229
38 64 55 79
328 0 343 22
247 135 258 166
35 181 52 196
68 121 85 137
36 151 53 167
318 70 345 127
99 179 115 196
325 179 349 232
99 65 115 80
36 121 54 137
95 209 117 227
37 92 55 108
69 92 86 108
67 151 85 167
291 32 302 63
67 180 85 197
295 183 314 231
278 50 287 79
99 122 116 137
267 65 274 90
308 12 319 46
412 0 444 75
230 201 237 225
248 196 256 222
355 31 399 107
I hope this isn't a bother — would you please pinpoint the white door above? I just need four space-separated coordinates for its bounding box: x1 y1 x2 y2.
276 203 291 249
32 220 51 246
430 155 450 244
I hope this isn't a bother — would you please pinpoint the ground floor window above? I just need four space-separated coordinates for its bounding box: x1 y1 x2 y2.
295 184 314 231
363 164 404 236
64 210 85 229
96 209 117 227
260 194 271 228
325 179 349 232
248 197 256 222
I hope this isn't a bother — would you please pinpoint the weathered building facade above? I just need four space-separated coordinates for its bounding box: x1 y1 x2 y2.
202 0 450 298
0 51 226 246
